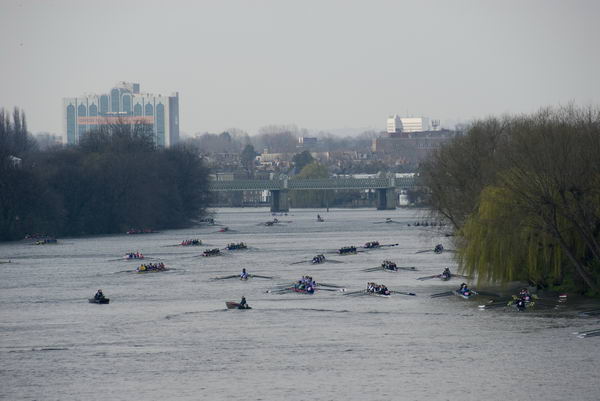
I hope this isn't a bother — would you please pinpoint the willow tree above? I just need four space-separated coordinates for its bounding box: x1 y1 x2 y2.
425 105 600 294
459 186 568 287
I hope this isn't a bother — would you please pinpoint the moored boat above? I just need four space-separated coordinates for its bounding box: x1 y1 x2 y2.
126 228 158 235
35 238 57 245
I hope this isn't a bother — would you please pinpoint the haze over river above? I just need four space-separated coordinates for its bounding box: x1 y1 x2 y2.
1 208 599 401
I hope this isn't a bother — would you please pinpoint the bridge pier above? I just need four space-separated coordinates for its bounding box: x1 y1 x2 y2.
377 188 396 210
270 189 289 212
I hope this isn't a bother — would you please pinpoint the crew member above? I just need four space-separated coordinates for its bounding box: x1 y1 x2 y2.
239 296 248 309
240 268 249 280
94 289 104 300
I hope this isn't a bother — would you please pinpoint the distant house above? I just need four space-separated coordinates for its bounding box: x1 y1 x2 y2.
8 155 22 168
372 129 457 165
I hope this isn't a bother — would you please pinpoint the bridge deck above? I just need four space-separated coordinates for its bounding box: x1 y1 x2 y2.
208 177 416 191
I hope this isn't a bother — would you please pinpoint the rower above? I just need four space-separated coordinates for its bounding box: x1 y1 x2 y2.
434 244 444 253
94 289 105 300
458 283 471 295
240 268 249 280
518 288 532 302
442 267 451 279
239 296 248 309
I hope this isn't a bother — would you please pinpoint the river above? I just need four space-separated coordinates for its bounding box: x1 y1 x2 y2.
1 208 599 401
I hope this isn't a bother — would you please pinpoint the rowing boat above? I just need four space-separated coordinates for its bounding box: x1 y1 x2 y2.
89 298 110 304
293 285 315 294
366 291 391 298
453 290 477 299
226 301 251 310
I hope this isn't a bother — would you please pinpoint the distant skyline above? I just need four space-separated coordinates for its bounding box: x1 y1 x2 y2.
1 0 599 136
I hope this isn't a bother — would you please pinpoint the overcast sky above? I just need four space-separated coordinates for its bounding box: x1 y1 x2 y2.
1 0 599 136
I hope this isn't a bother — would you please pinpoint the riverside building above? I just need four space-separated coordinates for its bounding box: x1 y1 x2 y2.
62 82 180 146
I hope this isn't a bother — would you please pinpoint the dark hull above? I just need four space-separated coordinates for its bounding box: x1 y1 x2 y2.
453 290 477 299
89 298 110 304
226 301 251 309
292 287 315 294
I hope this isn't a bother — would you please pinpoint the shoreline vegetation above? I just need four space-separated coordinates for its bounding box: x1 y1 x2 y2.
0 108 210 242
421 105 600 296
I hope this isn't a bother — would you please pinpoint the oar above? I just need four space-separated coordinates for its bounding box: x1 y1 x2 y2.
290 260 309 265
579 309 600 317
391 290 417 296
579 331 600 338
250 274 274 279
325 259 344 264
344 290 367 296
318 282 345 288
265 287 293 294
478 301 509 309
318 288 346 292
211 275 239 280
417 274 440 281
381 243 399 248
415 249 433 254
396 266 417 271
573 327 600 335
363 267 383 272
430 291 453 298
476 290 501 297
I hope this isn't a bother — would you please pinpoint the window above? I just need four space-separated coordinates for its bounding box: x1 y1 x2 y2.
100 95 109 115
67 104 76 144
156 103 165 146
122 95 132 114
111 88 120 112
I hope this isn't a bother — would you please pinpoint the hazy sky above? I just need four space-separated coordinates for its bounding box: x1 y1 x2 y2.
1 0 599 136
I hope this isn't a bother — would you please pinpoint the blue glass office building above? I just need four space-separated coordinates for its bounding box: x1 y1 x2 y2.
63 82 179 146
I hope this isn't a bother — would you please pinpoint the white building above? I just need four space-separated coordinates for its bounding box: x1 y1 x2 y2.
386 115 430 134
62 82 180 146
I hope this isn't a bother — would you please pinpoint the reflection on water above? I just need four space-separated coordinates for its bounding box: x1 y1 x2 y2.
0 208 599 401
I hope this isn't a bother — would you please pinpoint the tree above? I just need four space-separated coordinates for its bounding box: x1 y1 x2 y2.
423 106 600 294
292 151 314 173
1 117 211 241
240 144 258 178
290 162 331 208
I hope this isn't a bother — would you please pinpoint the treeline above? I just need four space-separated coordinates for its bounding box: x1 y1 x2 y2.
421 106 600 294
0 108 210 241
188 125 378 155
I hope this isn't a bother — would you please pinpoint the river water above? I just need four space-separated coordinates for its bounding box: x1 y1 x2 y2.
1 208 599 401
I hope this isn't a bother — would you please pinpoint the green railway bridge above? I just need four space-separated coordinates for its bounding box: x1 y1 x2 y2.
208 175 418 212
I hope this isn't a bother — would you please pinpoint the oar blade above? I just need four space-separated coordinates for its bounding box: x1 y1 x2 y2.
430 291 453 298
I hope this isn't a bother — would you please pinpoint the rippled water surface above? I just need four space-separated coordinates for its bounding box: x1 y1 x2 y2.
1 208 599 401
